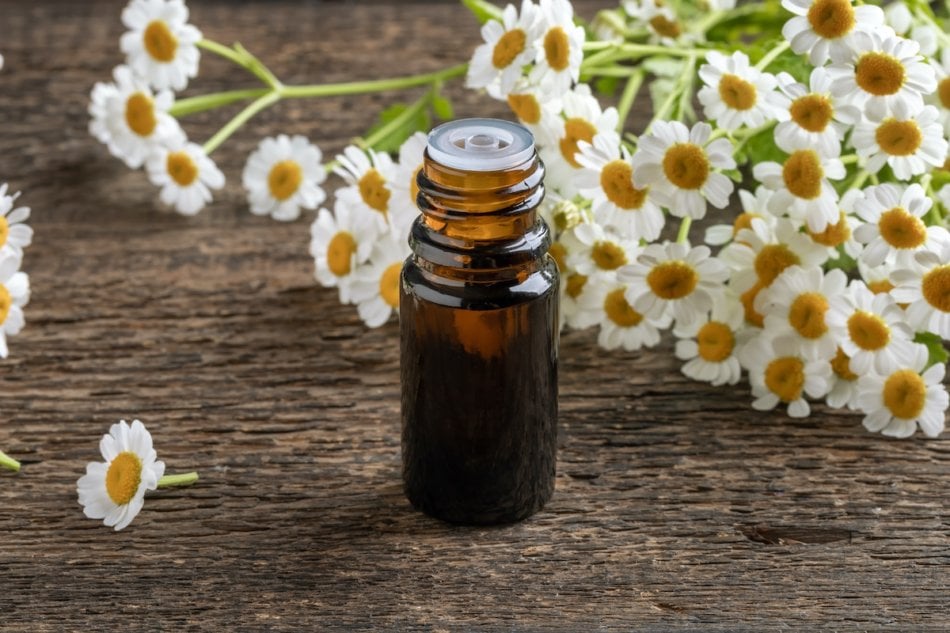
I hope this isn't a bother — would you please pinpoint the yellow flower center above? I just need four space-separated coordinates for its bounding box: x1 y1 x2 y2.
740 281 766 327
921 264 950 313
807 211 851 247
648 15 681 38
507 93 542 125
543 26 571 71
882 369 927 419
0 285 11 325
604 288 644 327
326 231 357 277
409 165 422 205
0 216 8 248
855 52 905 97
718 74 758 111
379 262 402 309
559 118 597 168
125 92 157 138
105 451 143 506
806 0 855 39
358 168 391 215
492 28 526 69
267 160 303 201
732 212 760 238
696 321 734 362
878 206 926 249
867 279 894 295
143 20 178 63
847 310 890 351
548 241 567 271
646 260 698 300
790 94 834 133
662 143 709 190
754 244 801 285
875 119 922 156
565 273 587 299
600 160 648 210
166 151 199 186
939 78 950 110
788 292 829 339
591 241 628 270
782 150 823 200
764 356 805 403
830 347 858 381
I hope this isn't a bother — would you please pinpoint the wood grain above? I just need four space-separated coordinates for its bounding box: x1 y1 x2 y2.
0 1 948 630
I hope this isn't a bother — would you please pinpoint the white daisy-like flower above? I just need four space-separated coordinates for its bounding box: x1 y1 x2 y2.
0 253 29 359
774 67 861 157
752 148 845 232
0 184 33 259
826 30 936 121
120 0 202 92
76 419 166 531
349 235 411 328
619 241 729 327
466 0 542 98
940 184 950 214
88 65 184 169
387 132 427 238
801 188 863 263
929 48 950 135
697 51 789 131
145 139 225 216
242 135 326 222
505 82 561 141
549 234 599 331
891 241 950 339
539 84 619 198
309 199 378 304
578 275 671 351
704 187 777 247
529 0 584 98
740 333 832 417
673 292 745 386
334 146 410 233
826 279 916 375
781 0 884 66
575 131 664 242
757 265 846 361
850 103 947 180
857 259 898 296
855 344 948 438
630 121 736 220
853 183 948 267
826 346 861 410
563 222 639 280
624 0 684 46
885 4 939 57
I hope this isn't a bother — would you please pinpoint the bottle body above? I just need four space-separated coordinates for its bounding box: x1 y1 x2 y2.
400 119 559 525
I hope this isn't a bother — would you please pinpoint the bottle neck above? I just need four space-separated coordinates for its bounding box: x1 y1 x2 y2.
412 151 549 281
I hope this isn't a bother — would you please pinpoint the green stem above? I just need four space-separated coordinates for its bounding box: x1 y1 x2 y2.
693 10 726 37
732 120 776 156
279 63 467 99
618 43 713 57
158 472 199 488
849 169 871 191
198 39 280 88
754 40 791 71
676 217 693 244
645 54 697 133
839 153 859 165
616 69 646 133
358 92 432 151
0 450 20 472
169 88 270 117
203 91 281 155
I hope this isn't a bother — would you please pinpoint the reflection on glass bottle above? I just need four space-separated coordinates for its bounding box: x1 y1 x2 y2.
400 118 559 525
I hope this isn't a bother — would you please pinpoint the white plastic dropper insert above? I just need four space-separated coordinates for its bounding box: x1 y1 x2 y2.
426 118 535 172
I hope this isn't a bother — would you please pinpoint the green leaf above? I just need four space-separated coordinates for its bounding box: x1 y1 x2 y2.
432 95 454 120
461 0 503 25
914 331 949 367
366 103 431 154
739 127 786 165
824 250 857 273
932 167 950 190
594 76 620 97
642 57 686 78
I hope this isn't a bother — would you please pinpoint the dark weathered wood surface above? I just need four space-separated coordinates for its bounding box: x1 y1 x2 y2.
0 1 947 630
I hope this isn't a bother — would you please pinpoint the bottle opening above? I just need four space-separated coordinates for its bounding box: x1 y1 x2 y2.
428 118 534 172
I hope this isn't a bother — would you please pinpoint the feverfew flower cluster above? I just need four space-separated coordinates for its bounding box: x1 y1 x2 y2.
0 184 32 359
461 0 950 438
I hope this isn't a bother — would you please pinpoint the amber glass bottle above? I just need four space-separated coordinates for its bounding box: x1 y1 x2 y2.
400 118 559 525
